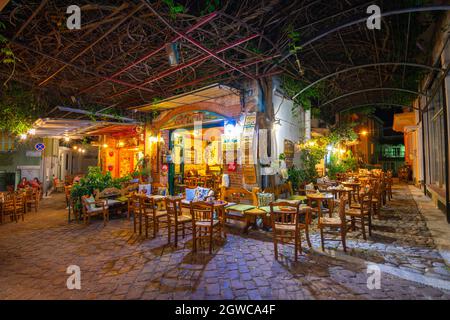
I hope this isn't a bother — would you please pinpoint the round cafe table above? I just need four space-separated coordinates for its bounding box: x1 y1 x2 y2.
306 193 334 223
328 186 354 206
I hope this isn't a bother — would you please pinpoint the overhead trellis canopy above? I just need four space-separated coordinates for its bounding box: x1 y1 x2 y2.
0 0 448 121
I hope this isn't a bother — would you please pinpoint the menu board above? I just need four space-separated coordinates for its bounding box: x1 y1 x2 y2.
284 139 295 168
243 164 257 184
242 113 256 165
243 113 256 135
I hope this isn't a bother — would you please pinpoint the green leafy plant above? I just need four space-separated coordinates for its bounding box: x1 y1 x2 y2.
163 0 185 19
70 166 131 199
0 21 16 86
281 75 322 117
327 151 357 179
0 85 47 136
201 0 221 15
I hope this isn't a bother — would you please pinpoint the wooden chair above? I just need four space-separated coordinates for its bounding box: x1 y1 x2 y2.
185 177 198 188
14 193 26 222
386 177 393 201
130 194 143 231
1 193 16 223
370 180 382 218
317 197 351 252
269 201 312 261
26 188 40 213
53 177 65 192
166 197 192 246
81 195 109 226
190 201 223 254
346 188 373 239
64 185 73 208
143 197 168 238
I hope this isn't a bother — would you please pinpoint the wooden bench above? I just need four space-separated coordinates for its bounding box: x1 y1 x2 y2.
220 186 259 223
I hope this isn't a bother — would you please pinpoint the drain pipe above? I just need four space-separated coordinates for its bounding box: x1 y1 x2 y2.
441 80 450 223
420 109 427 195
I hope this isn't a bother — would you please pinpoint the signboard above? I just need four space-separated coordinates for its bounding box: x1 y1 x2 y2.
26 151 42 158
243 165 257 184
227 162 237 172
242 113 256 165
35 143 45 152
284 139 295 168
243 113 256 135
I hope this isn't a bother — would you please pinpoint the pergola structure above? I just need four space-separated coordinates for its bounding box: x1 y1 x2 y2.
0 0 449 119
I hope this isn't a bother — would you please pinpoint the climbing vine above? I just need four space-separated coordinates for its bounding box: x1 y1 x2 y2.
163 0 186 19
0 21 16 86
0 85 47 136
281 75 322 117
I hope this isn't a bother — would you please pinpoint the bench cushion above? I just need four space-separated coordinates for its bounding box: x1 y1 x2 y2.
226 204 255 212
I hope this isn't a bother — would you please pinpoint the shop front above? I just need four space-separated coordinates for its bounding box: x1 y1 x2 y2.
94 125 145 178
142 84 260 195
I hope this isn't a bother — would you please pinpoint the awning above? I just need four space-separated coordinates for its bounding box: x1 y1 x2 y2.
135 83 238 112
32 118 138 139
393 112 416 132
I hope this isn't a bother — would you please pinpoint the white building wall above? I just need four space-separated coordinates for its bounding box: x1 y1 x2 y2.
272 77 307 168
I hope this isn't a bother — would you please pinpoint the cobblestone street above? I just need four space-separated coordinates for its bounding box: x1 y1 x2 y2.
0 184 449 300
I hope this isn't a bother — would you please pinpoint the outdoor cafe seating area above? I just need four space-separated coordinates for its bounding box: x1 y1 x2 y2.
0 186 41 225
61 168 394 259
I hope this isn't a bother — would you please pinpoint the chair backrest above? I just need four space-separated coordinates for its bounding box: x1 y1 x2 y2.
190 201 215 225
338 197 347 222
165 197 183 223
65 185 72 197
26 187 39 202
220 187 259 205
122 183 139 196
185 177 198 188
130 193 143 212
263 186 278 199
97 187 121 199
3 193 15 209
359 187 373 213
15 192 25 208
81 195 93 213
269 201 300 229
277 182 293 198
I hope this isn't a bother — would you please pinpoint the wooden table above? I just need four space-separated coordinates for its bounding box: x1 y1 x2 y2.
328 186 354 206
306 193 334 222
243 207 270 233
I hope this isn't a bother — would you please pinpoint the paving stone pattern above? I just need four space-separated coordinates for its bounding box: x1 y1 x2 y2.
0 184 449 300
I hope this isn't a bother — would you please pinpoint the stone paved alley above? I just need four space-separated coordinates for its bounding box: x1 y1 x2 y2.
0 183 449 300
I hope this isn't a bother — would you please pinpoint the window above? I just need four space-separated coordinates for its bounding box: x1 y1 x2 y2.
423 76 446 190
0 131 15 152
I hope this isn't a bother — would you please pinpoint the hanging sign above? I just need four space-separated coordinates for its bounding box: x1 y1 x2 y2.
227 162 237 172
35 143 45 152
